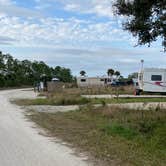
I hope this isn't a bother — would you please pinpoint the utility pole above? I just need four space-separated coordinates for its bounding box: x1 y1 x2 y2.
141 59 144 71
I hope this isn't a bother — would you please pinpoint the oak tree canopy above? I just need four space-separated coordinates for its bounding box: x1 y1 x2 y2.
114 0 166 51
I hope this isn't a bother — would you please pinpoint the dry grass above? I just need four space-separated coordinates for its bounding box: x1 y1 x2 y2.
27 105 166 166
14 96 166 107
47 85 135 96
13 85 166 107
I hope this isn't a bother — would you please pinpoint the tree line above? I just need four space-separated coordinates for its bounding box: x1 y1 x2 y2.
79 69 137 83
0 51 73 87
80 69 121 78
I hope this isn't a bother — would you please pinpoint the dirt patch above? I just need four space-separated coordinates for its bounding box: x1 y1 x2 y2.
25 105 79 113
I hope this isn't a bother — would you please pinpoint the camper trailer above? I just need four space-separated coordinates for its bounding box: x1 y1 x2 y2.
135 68 166 95
77 76 108 87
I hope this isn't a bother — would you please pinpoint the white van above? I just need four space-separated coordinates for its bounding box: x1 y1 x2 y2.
136 68 166 95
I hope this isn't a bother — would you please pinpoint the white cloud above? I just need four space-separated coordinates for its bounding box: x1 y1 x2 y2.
0 0 130 49
0 0 43 18
0 0 12 5
61 0 115 18
64 4 80 10
0 14 132 48
35 0 116 18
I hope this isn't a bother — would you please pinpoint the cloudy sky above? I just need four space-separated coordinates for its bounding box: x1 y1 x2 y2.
0 0 165 77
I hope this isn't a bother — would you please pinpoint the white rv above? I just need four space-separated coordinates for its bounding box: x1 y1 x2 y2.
77 76 108 87
136 68 166 95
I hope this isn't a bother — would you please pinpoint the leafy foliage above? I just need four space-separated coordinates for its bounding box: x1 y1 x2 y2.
128 72 138 80
114 0 166 50
107 68 115 76
0 51 74 87
80 70 86 76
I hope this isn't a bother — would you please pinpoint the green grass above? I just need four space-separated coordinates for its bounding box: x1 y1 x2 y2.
91 97 166 104
100 123 138 139
14 96 90 106
27 105 166 166
14 97 166 106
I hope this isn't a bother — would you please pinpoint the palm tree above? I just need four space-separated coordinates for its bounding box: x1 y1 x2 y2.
107 69 114 77
107 69 114 83
114 71 121 80
80 70 86 76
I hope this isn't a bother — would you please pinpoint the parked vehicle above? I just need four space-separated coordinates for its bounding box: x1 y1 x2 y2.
135 68 166 95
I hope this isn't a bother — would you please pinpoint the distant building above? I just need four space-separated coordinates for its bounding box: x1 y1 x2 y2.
77 76 110 87
51 77 60 82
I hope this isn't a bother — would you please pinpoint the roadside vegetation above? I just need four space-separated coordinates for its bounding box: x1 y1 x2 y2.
13 86 139 106
91 97 166 105
14 96 90 106
27 105 166 166
15 96 166 106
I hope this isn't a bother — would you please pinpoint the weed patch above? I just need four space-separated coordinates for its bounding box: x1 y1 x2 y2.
100 123 138 140
27 106 166 166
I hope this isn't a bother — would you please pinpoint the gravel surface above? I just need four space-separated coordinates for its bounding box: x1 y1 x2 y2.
106 102 166 110
25 103 166 113
82 94 166 98
26 105 79 113
0 89 90 166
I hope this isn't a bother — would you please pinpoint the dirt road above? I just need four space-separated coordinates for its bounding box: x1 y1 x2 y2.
82 94 166 98
0 89 89 166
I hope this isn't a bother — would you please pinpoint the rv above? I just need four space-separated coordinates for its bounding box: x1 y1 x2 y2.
77 76 108 87
135 68 166 95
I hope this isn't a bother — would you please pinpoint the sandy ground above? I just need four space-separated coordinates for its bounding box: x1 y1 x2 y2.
25 105 79 113
0 89 90 166
26 102 166 113
82 94 166 98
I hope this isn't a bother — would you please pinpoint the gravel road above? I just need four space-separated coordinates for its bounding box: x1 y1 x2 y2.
0 89 89 166
82 94 166 98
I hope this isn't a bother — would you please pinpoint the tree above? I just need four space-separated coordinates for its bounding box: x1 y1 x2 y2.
114 71 120 77
114 0 166 51
0 51 74 87
114 71 121 79
54 66 73 82
107 69 114 77
80 70 86 76
128 72 138 80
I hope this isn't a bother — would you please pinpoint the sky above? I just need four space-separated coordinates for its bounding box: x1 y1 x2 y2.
0 0 165 77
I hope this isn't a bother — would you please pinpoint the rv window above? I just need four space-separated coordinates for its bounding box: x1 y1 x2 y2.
100 79 104 82
151 75 162 81
81 79 86 82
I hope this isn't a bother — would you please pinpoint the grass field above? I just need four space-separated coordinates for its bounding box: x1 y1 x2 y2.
27 105 166 166
13 85 166 106
14 96 166 106
47 86 135 96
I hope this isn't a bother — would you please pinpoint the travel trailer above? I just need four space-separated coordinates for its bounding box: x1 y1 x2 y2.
135 68 166 95
77 76 108 87
77 76 126 87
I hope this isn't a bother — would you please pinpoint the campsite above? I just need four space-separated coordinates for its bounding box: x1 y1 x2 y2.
0 49 166 166
0 1 166 166
11 77 166 166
